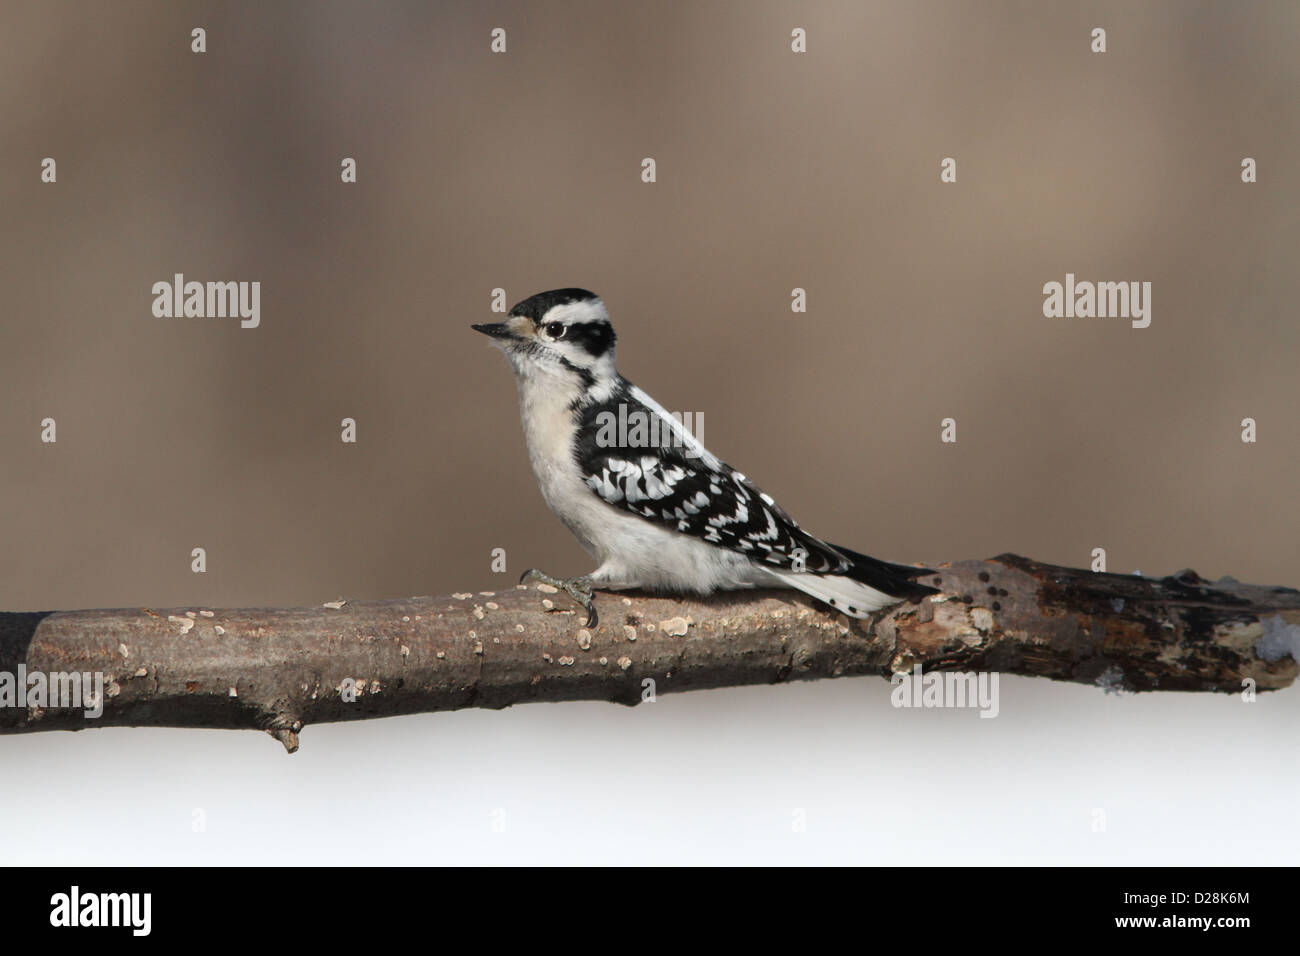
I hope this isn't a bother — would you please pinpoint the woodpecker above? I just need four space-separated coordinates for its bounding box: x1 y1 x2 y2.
473 289 936 627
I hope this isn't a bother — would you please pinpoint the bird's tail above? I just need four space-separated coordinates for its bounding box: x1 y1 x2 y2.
768 547 938 619
831 543 940 603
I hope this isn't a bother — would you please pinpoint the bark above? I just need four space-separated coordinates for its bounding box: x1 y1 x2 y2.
1 554 1296 752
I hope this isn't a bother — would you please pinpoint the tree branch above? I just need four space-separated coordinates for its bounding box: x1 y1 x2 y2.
2 554 1296 752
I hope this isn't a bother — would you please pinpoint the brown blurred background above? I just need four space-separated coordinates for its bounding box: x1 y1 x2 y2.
3 0 1297 614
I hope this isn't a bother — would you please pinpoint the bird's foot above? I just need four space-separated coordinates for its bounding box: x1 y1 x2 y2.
519 569 598 628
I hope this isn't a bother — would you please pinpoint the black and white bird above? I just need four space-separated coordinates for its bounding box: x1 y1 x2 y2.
473 289 937 627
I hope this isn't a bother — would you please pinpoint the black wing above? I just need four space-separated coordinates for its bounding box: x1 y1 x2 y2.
575 381 936 599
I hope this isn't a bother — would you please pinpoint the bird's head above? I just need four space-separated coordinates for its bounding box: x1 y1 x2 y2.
472 288 617 392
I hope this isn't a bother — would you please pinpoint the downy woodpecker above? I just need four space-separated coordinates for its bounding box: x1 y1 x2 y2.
473 289 936 627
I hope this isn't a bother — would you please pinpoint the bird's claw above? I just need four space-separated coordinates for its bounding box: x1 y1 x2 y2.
520 569 598 629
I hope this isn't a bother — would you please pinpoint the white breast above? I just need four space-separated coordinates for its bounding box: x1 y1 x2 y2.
513 371 777 594
514 366 604 553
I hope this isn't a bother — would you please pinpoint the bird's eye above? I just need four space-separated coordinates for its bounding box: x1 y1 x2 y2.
544 321 566 339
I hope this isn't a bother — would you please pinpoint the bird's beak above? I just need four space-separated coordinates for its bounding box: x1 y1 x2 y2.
471 322 515 340
473 315 534 348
